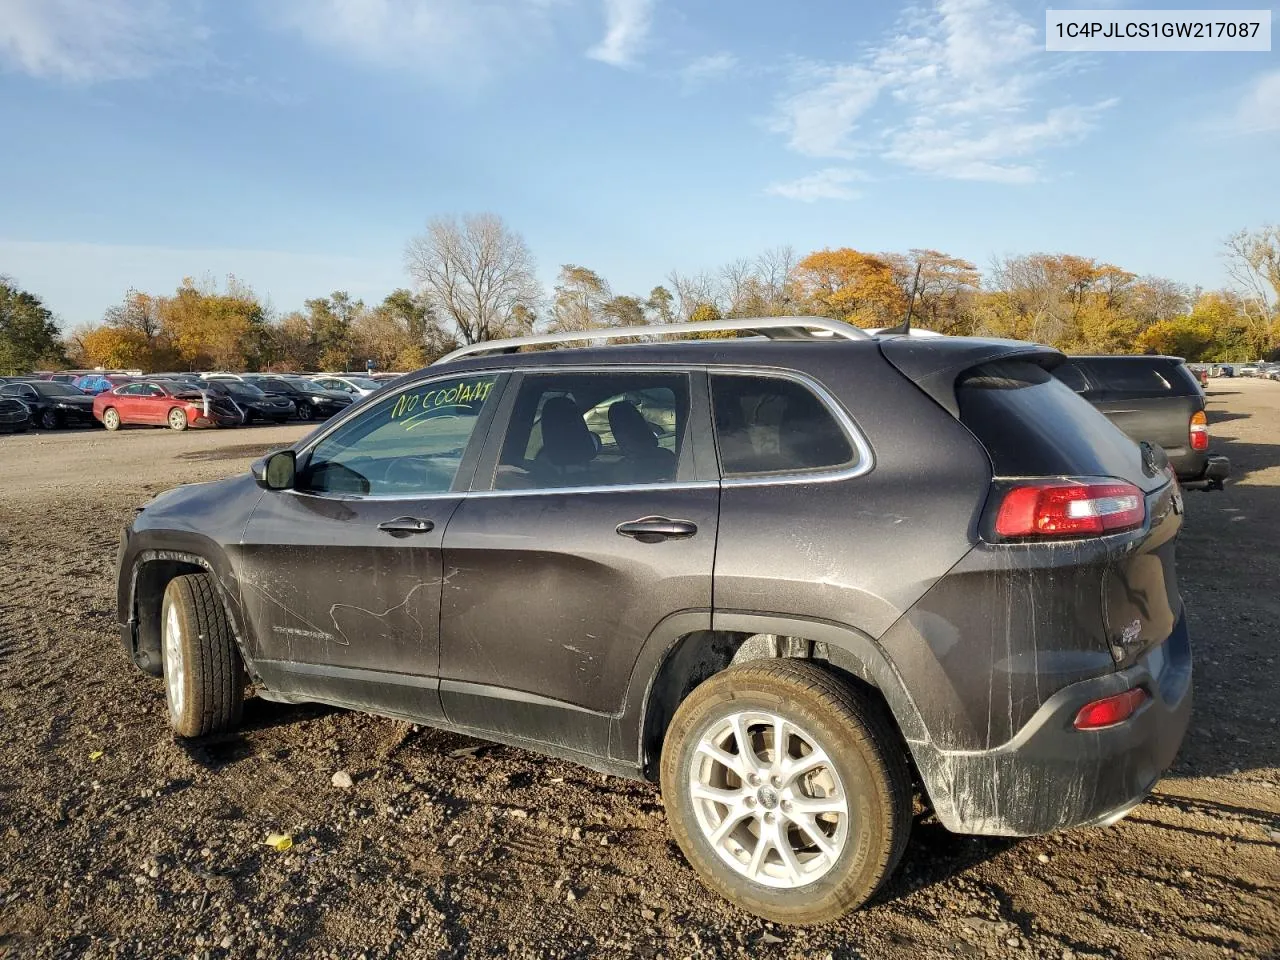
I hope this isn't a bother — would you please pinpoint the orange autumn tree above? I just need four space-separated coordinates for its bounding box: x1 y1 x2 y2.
791 248 906 327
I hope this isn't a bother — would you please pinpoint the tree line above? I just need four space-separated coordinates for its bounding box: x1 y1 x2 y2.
2 218 1277 376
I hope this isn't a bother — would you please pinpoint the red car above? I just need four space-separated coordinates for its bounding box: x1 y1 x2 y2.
93 380 242 431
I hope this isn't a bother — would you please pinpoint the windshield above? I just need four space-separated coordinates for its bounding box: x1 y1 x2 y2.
33 381 84 397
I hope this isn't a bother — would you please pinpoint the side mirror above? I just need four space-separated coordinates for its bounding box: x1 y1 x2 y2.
252 449 296 490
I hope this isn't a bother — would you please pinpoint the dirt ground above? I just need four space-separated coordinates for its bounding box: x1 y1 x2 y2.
0 383 1277 960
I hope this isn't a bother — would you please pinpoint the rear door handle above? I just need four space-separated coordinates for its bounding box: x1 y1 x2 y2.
615 517 698 543
377 516 435 535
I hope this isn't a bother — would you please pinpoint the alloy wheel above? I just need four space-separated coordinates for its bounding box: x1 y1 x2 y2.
689 710 849 889
163 601 186 718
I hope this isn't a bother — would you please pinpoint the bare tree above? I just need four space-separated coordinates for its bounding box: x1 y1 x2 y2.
754 245 799 314
666 269 722 322
1224 227 1280 340
405 213 543 344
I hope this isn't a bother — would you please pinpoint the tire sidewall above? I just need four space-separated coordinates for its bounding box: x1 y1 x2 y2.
662 672 899 923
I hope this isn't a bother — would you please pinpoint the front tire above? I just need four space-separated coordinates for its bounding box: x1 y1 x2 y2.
160 574 245 737
39 409 59 430
295 401 313 421
659 660 911 925
102 407 121 431
168 407 188 431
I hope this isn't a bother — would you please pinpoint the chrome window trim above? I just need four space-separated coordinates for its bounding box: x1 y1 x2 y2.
285 363 874 503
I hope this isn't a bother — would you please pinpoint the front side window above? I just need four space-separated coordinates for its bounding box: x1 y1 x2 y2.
493 372 689 491
299 375 500 496
711 374 855 478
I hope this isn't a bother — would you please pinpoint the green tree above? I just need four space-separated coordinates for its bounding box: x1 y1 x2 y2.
646 285 676 325
551 265 612 332
0 278 67 374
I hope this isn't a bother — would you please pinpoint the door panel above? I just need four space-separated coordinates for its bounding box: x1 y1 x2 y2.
237 490 460 721
438 368 717 756
235 370 508 721
439 487 718 753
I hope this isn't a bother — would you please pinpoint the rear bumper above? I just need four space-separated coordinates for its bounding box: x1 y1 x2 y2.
1180 454 1229 491
921 613 1192 836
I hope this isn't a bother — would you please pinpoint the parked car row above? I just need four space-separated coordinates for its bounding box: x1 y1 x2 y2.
0 370 408 432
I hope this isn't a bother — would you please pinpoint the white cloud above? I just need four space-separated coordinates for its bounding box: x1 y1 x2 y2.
769 0 1112 189
268 0 562 80
769 64 883 159
765 167 865 202
587 0 654 67
0 0 205 82
680 51 736 86
1235 70 1280 134
886 101 1116 183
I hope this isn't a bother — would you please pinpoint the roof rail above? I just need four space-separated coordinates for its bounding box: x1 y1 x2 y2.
434 315 870 365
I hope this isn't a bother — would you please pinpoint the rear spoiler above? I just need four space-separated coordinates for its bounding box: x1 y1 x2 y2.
878 336 1064 418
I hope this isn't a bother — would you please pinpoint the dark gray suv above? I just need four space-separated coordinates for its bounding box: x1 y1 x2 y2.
115 317 1192 924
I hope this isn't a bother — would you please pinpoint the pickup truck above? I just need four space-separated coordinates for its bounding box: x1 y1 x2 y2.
1054 355 1229 491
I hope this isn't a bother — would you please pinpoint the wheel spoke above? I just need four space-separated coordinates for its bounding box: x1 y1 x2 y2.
729 714 758 771
771 715 789 772
709 805 753 846
689 782 742 807
695 740 748 779
746 826 773 880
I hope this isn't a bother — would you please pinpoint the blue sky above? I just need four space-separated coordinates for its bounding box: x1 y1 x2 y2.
1 0 1277 327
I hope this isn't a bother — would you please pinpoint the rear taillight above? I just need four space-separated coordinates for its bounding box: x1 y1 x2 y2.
1189 410 1208 451
994 480 1146 539
1074 687 1149 730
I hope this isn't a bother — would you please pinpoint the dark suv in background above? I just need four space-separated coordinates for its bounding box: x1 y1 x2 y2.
114 318 1192 924
1055 355 1229 490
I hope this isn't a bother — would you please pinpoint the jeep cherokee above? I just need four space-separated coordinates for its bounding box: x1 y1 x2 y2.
115 317 1192 924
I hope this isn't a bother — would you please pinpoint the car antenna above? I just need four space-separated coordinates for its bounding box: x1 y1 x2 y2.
880 262 922 336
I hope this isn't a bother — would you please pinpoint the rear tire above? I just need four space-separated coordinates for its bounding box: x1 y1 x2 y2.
168 407 188 431
659 659 912 925
102 407 121 431
160 574 245 737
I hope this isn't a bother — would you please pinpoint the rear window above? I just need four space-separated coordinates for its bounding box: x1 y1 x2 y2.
957 361 1157 489
1068 358 1199 399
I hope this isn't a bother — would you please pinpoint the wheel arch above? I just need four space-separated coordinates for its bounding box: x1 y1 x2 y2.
125 549 252 679
623 612 935 785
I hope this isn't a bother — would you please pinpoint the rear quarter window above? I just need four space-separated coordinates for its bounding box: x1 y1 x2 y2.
957 360 1152 486
711 374 856 477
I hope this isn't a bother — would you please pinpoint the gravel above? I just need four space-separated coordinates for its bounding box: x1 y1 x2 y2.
1 385 1278 958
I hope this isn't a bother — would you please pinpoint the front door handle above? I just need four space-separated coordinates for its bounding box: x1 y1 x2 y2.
615 517 698 543
377 516 435 535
